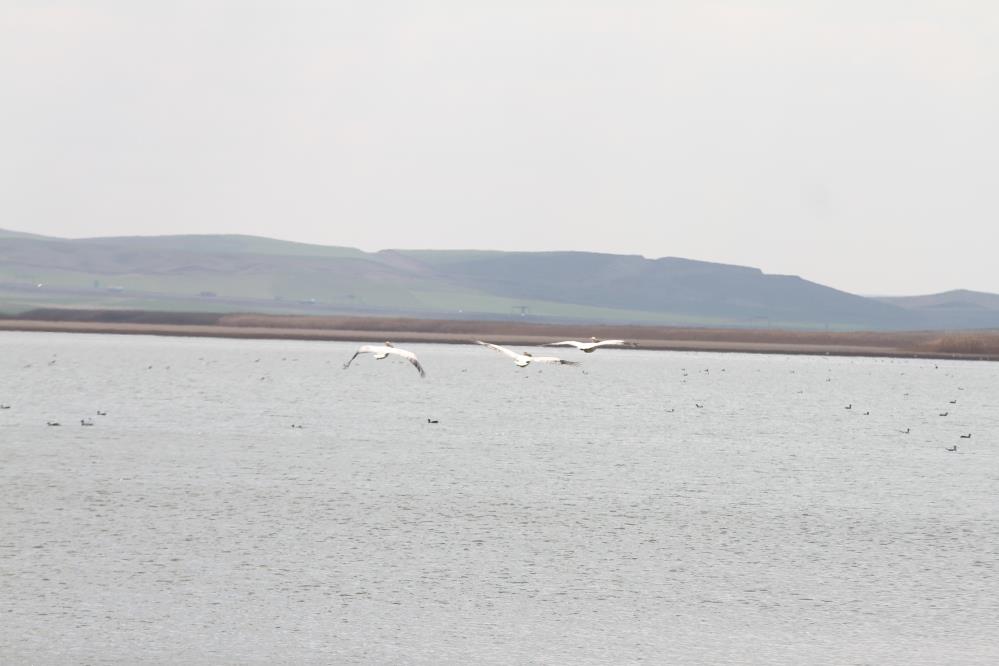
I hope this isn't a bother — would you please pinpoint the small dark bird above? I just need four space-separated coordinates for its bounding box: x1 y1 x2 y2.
863 411 870 416
949 400 957 404
46 421 60 426
900 428 910 434
945 445 957 452
80 419 93 426
695 403 704 409
940 411 949 417
845 404 852 410
0 404 10 410
96 410 107 416
960 433 972 439
427 418 439 424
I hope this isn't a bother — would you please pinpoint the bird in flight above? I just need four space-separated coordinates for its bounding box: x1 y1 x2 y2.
543 337 635 353
343 342 426 377
475 341 578 367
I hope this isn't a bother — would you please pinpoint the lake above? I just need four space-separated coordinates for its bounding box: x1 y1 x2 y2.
1 331 997 664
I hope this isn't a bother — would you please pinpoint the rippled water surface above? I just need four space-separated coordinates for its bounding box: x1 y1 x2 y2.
2 331 998 664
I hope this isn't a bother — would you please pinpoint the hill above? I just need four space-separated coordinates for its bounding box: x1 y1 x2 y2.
1 228 995 330
876 290 999 329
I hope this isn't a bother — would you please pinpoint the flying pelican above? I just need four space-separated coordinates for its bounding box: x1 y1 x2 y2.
343 342 426 377
543 337 635 353
475 341 578 367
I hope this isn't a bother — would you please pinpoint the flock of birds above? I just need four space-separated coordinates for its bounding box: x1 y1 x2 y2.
841 391 974 452
4 338 984 453
342 337 634 377
338 338 980 451
3 338 629 430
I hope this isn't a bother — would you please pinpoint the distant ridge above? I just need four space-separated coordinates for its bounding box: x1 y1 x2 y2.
876 290 999 329
1 227 997 330
879 289 999 311
0 228 49 240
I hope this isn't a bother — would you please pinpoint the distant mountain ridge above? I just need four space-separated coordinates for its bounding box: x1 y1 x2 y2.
1 228 997 330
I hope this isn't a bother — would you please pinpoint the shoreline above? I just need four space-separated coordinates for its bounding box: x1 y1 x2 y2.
3 315 998 362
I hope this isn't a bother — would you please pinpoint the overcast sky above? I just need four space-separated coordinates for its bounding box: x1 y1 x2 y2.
1 1 996 295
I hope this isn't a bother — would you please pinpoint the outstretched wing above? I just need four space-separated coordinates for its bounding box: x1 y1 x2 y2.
343 344 385 369
591 339 628 348
343 350 362 369
531 355 579 366
543 340 585 349
475 340 521 361
384 347 426 378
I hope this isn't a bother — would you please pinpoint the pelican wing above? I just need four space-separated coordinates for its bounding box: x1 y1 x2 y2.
383 346 426 377
344 344 424 376
543 340 586 349
342 349 363 369
591 339 628 348
343 344 382 368
530 355 579 366
475 340 523 361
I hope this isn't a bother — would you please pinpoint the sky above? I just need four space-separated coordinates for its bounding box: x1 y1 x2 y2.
1 1 997 295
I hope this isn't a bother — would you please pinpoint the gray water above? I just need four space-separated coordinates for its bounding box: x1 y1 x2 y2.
1 331 997 665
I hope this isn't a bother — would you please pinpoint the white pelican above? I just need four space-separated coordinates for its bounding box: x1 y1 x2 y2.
343 342 426 377
543 337 634 353
475 341 578 367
